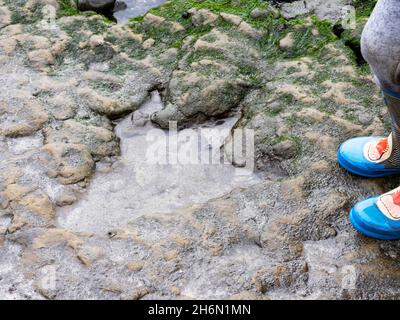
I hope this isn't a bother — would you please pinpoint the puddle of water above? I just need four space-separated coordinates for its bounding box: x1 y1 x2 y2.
114 0 168 23
57 92 260 235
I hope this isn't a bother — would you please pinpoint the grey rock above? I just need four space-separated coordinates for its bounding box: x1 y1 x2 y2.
188 8 219 26
114 0 127 12
151 74 252 129
251 8 269 19
77 0 116 15
251 7 280 19
356 111 373 125
280 0 352 22
273 140 296 159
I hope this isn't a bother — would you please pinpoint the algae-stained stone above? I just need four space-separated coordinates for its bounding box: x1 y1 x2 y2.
0 92 48 137
151 71 252 128
44 119 119 159
40 143 94 185
77 0 116 13
0 5 11 28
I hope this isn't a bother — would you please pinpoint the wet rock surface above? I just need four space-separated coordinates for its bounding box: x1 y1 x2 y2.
114 0 167 23
279 0 353 22
1 0 400 300
78 0 116 18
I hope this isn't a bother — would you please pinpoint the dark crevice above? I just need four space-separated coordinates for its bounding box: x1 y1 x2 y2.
332 23 366 66
77 0 126 22
344 39 366 66
332 23 345 38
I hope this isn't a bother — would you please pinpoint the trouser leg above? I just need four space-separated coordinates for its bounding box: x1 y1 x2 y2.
361 0 400 92
382 92 400 167
361 0 400 167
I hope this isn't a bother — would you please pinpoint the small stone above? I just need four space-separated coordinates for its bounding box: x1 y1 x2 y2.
96 161 112 173
142 38 155 49
0 192 9 209
163 250 179 261
170 287 181 296
159 48 178 62
17 188 55 221
36 276 57 299
27 49 55 69
114 0 127 12
78 181 88 188
77 0 116 15
251 8 269 19
279 32 294 50
76 244 104 266
127 286 150 300
388 251 398 259
273 140 295 159
127 261 144 272
311 28 320 36
268 101 283 113
1 24 22 37
44 119 119 159
47 92 77 120
143 13 166 27
108 25 143 42
356 111 373 125
169 21 185 33
0 92 48 137
40 143 94 185
7 215 27 234
32 228 83 250
132 111 149 127
189 8 218 26
77 87 125 116
220 12 242 26
89 35 104 48
252 269 274 293
238 21 262 40
55 193 77 207
0 5 11 28
251 7 279 19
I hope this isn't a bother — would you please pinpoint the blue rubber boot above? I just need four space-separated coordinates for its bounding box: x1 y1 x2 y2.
337 135 400 178
338 89 400 178
350 189 400 240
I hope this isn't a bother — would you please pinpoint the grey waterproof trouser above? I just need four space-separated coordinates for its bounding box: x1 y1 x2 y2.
362 0 400 92
361 0 400 167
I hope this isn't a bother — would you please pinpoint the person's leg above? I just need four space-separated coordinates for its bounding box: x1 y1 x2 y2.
361 0 400 93
338 0 400 177
362 0 400 168
339 0 400 239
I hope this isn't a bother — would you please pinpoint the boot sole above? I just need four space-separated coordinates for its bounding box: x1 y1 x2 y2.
350 208 400 240
337 150 400 178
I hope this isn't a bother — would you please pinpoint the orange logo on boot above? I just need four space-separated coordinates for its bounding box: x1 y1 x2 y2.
364 135 393 163
378 187 400 220
368 138 389 161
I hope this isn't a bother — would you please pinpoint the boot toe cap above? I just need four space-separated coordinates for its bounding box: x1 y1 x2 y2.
338 137 389 177
350 197 400 239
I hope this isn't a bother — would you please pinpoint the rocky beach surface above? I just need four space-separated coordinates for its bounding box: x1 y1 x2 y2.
2 0 400 300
